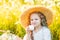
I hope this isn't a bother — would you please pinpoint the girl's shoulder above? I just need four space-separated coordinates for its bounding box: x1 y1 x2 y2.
42 27 50 33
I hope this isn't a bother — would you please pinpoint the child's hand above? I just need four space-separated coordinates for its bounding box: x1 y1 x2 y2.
26 25 34 35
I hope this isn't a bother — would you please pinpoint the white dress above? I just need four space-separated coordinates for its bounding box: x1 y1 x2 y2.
23 27 51 40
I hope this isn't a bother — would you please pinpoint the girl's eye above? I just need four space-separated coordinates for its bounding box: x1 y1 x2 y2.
35 19 38 20
31 19 33 21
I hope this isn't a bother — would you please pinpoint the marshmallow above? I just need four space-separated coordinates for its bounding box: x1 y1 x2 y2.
29 25 34 31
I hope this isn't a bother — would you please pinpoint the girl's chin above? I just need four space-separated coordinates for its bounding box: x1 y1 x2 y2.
31 24 37 27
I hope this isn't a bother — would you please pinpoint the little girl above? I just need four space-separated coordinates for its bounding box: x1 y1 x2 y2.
20 7 53 40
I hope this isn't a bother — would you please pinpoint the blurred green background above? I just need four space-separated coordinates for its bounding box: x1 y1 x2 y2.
0 0 60 40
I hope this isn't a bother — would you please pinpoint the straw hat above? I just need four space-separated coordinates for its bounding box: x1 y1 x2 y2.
20 7 53 28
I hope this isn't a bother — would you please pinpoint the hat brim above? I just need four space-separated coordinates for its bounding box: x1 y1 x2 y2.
20 7 53 28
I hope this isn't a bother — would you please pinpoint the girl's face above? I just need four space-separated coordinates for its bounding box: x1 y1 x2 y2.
30 13 41 27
